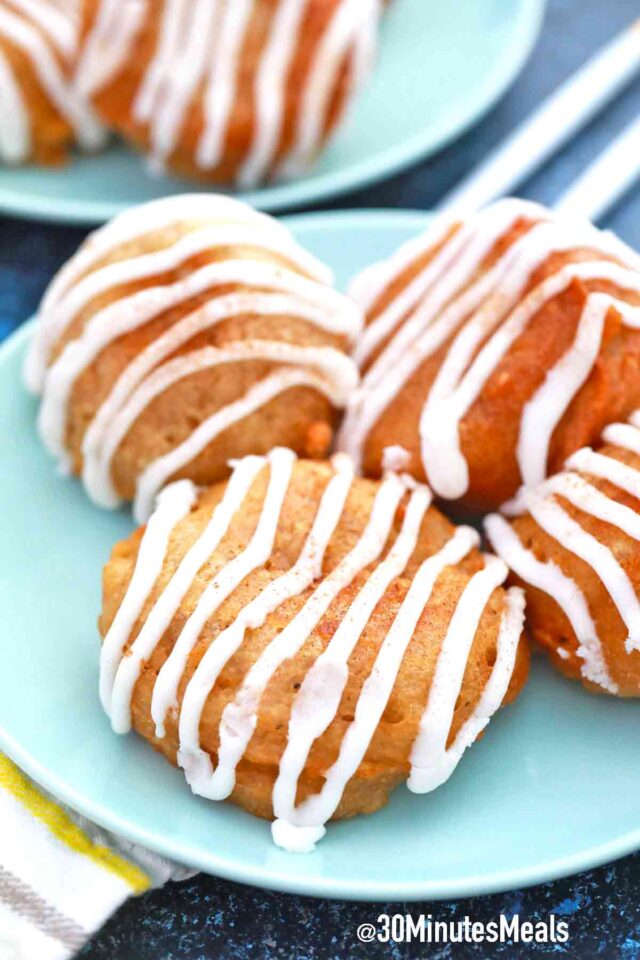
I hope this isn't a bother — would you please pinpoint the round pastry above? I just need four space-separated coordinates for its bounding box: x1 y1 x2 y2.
99 449 528 851
25 193 361 522
486 415 640 697
75 0 382 186
0 0 103 164
339 198 640 513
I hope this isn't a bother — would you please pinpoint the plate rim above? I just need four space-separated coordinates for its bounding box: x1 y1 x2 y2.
3 716 640 903
0 0 545 225
2 207 639 902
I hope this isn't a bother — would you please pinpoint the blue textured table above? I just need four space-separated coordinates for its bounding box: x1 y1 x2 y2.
2 0 639 956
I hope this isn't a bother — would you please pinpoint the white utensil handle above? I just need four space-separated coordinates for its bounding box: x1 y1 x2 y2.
553 113 640 222
437 20 640 215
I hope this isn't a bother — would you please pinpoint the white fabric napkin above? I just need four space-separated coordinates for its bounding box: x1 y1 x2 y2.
0 755 194 960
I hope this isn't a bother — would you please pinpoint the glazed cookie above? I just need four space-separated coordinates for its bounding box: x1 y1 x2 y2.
487 415 640 697
100 451 529 850
25 193 361 521
339 198 640 513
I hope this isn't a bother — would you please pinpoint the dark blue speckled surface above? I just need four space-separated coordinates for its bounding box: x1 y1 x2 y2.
1 0 639 955
78 864 640 959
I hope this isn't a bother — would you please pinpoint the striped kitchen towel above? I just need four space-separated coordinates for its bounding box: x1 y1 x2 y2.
0 755 194 959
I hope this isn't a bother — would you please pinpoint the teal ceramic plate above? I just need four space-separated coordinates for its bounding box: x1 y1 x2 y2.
0 0 545 224
1 211 639 902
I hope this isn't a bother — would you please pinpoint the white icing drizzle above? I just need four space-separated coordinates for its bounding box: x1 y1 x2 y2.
340 200 553 468
485 513 617 693
542 471 640 543
381 444 410 474
74 0 147 99
99 478 197 715
346 0 379 90
43 227 341 372
236 0 308 188
341 199 640 501
524 485 640 653
28 214 343 393
602 421 640 457
408 556 517 793
75 0 380 184
79 295 353 508
206 477 430 807
350 199 548 369
348 216 460 323
566 446 640 502
195 0 253 171
525 490 640 649
428 581 523 766
515 293 640 490
28 194 361 517
136 455 280 735
0 0 103 163
109 448 294 734
0 47 29 162
155 452 354 741
136 0 222 173
6 0 77 58
109 453 266 733
37 247 359 460
276 0 380 180
271 524 481 850
131 0 181 124
144 446 294 737
177 469 406 797
25 194 313 391
101 450 524 852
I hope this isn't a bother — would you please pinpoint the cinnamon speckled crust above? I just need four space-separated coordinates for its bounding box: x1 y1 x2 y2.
99 460 529 823
357 215 640 514
46 219 352 502
79 0 375 185
503 441 640 697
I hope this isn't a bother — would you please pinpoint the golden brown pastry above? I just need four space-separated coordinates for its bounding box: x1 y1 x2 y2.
99 451 529 851
339 198 640 513
0 0 103 164
75 0 381 186
25 193 361 521
486 415 640 697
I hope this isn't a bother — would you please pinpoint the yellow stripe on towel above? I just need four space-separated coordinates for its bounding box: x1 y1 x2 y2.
0 755 150 894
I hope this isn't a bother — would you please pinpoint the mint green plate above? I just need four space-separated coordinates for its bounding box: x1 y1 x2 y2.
0 0 544 224
1 211 638 901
